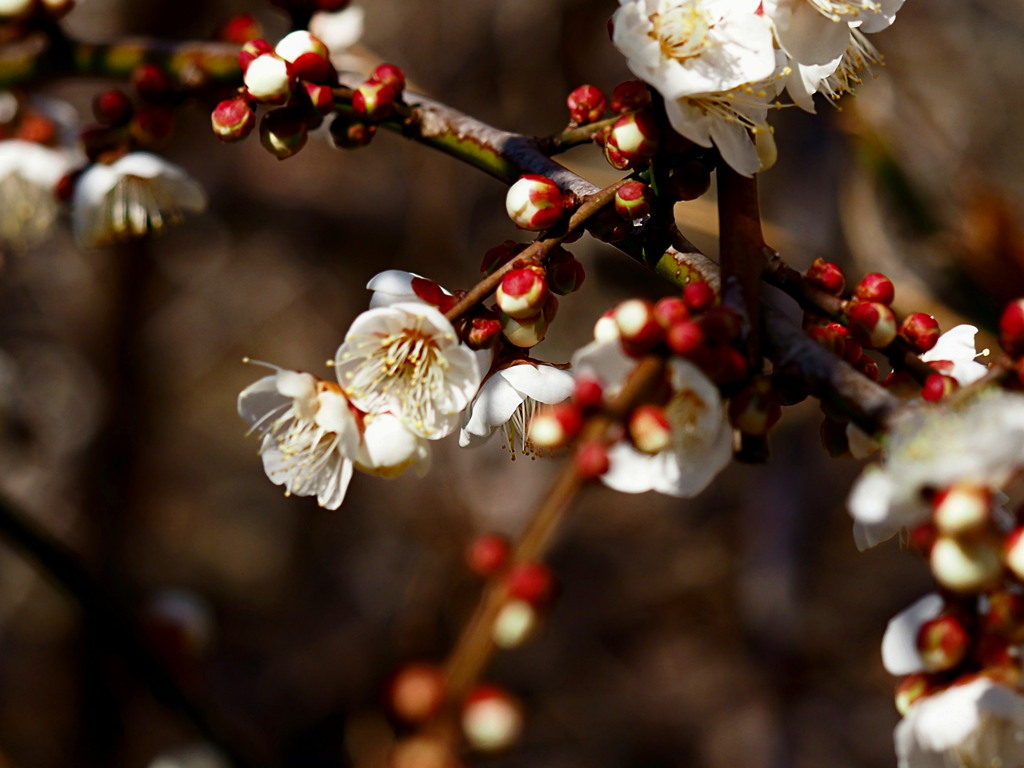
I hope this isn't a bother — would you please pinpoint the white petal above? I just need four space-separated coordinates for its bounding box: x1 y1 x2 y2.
460 375 525 443
499 363 575 404
237 374 289 427
881 593 943 675
601 442 664 494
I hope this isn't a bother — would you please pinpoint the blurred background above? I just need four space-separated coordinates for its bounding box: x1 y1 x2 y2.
0 0 1020 766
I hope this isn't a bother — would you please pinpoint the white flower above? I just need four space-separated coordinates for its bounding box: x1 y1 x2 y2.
611 0 776 99
848 390 1024 549
367 269 455 310
355 411 430 477
763 0 904 68
895 677 1024 768
459 362 575 453
238 366 360 510
72 152 206 248
309 5 365 71
572 339 732 497
881 593 944 676
921 324 989 386
335 302 484 439
0 139 74 249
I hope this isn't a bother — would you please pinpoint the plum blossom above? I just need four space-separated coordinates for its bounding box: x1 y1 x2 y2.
355 411 430 478
881 593 944 676
309 4 365 72
334 302 485 439
238 366 360 510
0 139 75 249
72 152 207 248
573 339 732 497
847 390 1024 549
459 362 575 454
895 677 1024 768
920 324 989 386
367 269 455 311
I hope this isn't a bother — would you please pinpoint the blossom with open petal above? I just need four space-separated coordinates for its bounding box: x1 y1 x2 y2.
895 677 1024 768
920 324 988 386
356 411 430 477
309 4 365 71
572 339 732 497
72 152 207 248
367 269 455 311
848 390 1024 549
335 302 484 439
459 362 575 454
238 366 360 509
0 139 75 249
881 593 944 676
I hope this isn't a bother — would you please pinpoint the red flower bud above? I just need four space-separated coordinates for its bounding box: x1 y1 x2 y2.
682 281 715 312
244 53 294 103
629 405 672 454
352 80 397 121
854 353 880 381
613 299 662 353
132 63 173 100
466 317 502 350
854 272 895 305
847 301 898 349
480 240 521 275
371 63 406 94
653 296 690 328
933 484 991 536
462 686 522 752
466 534 509 577
239 38 274 73
217 15 261 44
496 267 549 320
921 373 957 402
573 377 603 412
566 84 607 125
92 90 133 125
389 664 446 723
728 379 782 436
329 113 376 148
609 80 651 113
130 107 174 144
504 562 554 605
546 248 585 295
916 615 969 672
614 180 654 220
505 175 566 231
211 97 256 142
604 111 659 169
804 258 845 295
574 441 609 479
665 319 705 357
1000 299 1024 358
900 313 941 353
529 402 583 448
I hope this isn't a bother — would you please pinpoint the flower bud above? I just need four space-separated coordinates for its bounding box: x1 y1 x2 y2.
729 379 782 436
130 107 174 145
900 313 940 353
933 484 991 536
683 281 715 313
854 272 895 305
467 534 509 577
665 319 705 357
614 180 654 220
604 111 659 169
211 97 256 142
847 301 898 349
908 523 937 557
466 317 502 350
855 353 880 381
259 108 308 159
984 590 1024 641
329 113 376 148
1004 527 1024 581
500 304 553 348
504 562 554 606
575 440 609 479
930 535 1002 593
804 258 845 295
807 324 846 357
505 175 566 231
629 405 672 454
496 267 549 320
895 674 938 716
93 90 133 125
586 208 630 242
609 79 651 113
1000 299 1024 358
916 615 969 672
462 686 522 752
239 38 274 72
921 373 957 402
389 664 446 723
530 403 584 450
303 82 335 117
653 296 689 328
492 600 539 649
217 14 261 44
546 248 585 295
371 63 406 94
244 53 294 103
132 64 172 100
566 84 606 125
481 240 521 275
613 299 662 353
352 80 397 121
275 30 333 83
593 311 620 342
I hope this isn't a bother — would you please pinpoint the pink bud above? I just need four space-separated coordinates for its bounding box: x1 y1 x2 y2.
930 535 1002 593
467 534 509 577
505 175 566 231
984 590 1024 641
921 373 957 402
466 317 502 350
916 615 969 672
700 307 742 345
613 299 662 353
259 108 308 159
504 562 554 606
900 313 940 353
496 267 549 320
211 97 256 142
604 111 659 169
854 272 895 305
275 30 333 83
614 180 654 220
566 84 607 125
574 441 609 479
573 377 603 412
352 80 396 121
546 248 585 295
371 63 406 94
804 258 845 296
1000 299 1024 358
665 320 705 358
130 107 173 144
653 296 690 328
807 324 846 358
92 90 133 125
933 484 991 535
855 353 880 381
629 405 672 454
389 664 446 723
244 53 294 103
682 281 715 312
609 80 651 113
239 38 274 72
529 402 583 448
462 686 523 752
847 301 898 349
303 82 335 116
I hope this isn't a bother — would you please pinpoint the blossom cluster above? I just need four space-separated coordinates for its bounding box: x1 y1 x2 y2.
610 0 904 174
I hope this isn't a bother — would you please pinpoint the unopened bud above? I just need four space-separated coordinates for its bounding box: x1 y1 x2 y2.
586 208 630 242
575 440 609 479
500 297 555 348
916 615 969 672
352 80 396 121
1000 299 1024 358
329 113 376 148
492 600 539 649
847 301 898 349
900 313 941 353
614 180 654 220
613 298 662 353
217 14 261 44
804 258 845 295
504 562 554 606
244 53 294 103
573 377 603 411
729 379 782 436
854 272 895 305
930 535 1002 593
895 674 937 716
211 97 256 142
93 90 133 125
466 317 502 350
807 324 846 357
984 590 1024 641
481 241 521 275
566 84 606 125
371 63 406 94
239 38 274 72
665 319 705 358
629 405 672 454
259 108 308 159
609 80 651 113
389 664 446 723
921 373 957 402
546 248 585 295
653 296 689 328
593 311 620 342
275 30 333 83
496 267 549 319
700 306 742 345
933 484 991 536
462 686 522 752
303 82 335 117
683 281 715 313
132 64 172 100
855 353 880 381
505 175 566 231
466 534 509 577
604 111 659 169
529 402 583 448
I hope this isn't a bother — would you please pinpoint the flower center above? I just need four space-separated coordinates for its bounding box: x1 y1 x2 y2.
502 397 542 460
666 388 706 436
652 4 714 62
807 0 880 22
820 29 881 101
